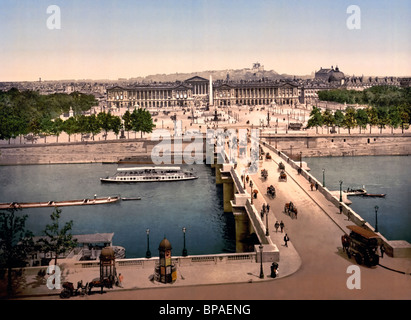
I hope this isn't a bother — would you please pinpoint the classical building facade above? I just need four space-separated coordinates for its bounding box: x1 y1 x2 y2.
213 81 299 106
107 76 300 109
106 66 400 109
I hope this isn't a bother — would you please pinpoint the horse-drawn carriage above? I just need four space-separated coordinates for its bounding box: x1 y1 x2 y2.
279 170 287 181
342 225 380 267
265 152 272 160
278 162 285 171
284 201 298 217
261 169 268 180
267 185 276 198
60 281 88 298
60 276 117 298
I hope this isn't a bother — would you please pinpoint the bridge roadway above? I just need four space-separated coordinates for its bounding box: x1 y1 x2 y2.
25 142 410 301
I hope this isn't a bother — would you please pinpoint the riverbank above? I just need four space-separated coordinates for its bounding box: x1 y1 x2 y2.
0 133 410 165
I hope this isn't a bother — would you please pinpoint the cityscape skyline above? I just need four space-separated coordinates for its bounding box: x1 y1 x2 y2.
0 0 410 82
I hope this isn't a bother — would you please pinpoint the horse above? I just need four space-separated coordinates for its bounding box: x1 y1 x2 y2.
267 185 276 198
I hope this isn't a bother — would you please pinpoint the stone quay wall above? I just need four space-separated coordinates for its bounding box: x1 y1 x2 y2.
262 133 411 158
0 138 204 165
1 133 409 166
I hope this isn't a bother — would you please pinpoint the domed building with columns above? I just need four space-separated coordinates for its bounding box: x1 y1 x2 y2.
315 66 345 84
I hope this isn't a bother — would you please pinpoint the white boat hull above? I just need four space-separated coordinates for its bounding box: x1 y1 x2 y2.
100 176 198 183
100 166 198 183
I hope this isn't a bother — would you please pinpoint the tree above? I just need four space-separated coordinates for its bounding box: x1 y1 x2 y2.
388 106 402 134
37 208 77 267
131 108 155 138
343 107 357 134
0 104 24 143
0 88 98 143
110 115 122 138
122 110 132 139
97 112 112 140
63 117 78 142
50 118 64 143
40 117 54 143
334 109 345 134
355 108 369 134
399 106 410 134
376 108 390 134
76 114 91 141
28 117 42 144
0 209 34 296
88 114 101 140
306 106 323 134
322 109 335 134
366 106 379 133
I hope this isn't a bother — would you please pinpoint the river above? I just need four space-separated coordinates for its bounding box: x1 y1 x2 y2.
0 163 235 258
304 155 411 243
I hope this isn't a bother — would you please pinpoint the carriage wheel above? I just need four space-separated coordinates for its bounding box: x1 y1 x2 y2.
355 253 363 265
60 288 71 299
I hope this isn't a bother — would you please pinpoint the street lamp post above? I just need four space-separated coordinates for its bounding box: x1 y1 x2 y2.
300 152 302 168
182 227 188 256
322 169 325 188
265 209 269 236
145 229 151 259
339 180 343 202
259 244 264 279
374 206 379 232
250 180 254 204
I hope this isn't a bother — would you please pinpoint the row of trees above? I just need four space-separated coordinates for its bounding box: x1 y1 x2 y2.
317 85 411 109
307 105 410 134
0 88 155 143
55 108 155 142
310 85 411 134
0 88 98 142
0 208 76 296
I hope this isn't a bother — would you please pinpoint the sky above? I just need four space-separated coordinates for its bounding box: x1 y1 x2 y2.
0 0 410 81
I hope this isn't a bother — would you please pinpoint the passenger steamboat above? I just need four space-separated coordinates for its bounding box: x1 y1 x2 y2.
100 166 198 183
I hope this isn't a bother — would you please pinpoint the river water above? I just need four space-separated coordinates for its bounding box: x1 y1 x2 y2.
304 155 411 243
0 163 235 258
1 156 409 258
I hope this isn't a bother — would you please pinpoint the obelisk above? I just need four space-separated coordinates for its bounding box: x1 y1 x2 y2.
209 75 213 106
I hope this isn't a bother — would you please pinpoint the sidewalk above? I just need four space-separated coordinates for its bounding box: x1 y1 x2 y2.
4 256 297 298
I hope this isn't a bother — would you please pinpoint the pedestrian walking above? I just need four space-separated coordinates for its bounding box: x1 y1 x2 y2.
262 203 266 213
315 182 318 190
274 221 280 233
310 182 314 191
270 262 279 278
266 203 270 213
260 208 264 219
279 220 284 233
380 244 385 258
283 234 290 247
118 273 124 288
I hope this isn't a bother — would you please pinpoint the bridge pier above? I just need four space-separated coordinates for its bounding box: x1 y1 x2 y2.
220 164 235 212
215 163 223 184
233 210 251 253
231 194 255 253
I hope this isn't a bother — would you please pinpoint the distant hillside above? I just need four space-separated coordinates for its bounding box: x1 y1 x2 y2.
128 67 294 83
